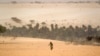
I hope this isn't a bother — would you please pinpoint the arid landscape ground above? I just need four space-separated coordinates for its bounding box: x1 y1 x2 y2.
0 37 100 56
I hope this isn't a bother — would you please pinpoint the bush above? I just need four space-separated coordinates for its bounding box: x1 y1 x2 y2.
0 25 6 33
95 37 100 43
86 36 93 41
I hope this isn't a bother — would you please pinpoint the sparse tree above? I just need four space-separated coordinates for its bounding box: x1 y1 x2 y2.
0 25 6 33
11 17 22 24
11 1 17 4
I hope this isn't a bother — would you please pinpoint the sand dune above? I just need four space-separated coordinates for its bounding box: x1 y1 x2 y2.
0 37 100 56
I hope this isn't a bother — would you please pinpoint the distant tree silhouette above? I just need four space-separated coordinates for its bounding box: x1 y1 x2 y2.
59 26 66 40
82 25 87 32
67 25 74 37
41 22 46 26
50 24 56 39
0 25 6 33
11 17 22 24
87 25 93 36
11 1 17 4
55 24 58 30
65 25 75 42
34 1 41 3
81 25 87 37
74 26 80 37
86 36 93 41
30 20 35 26
27 24 33 29
32 23 40 37
51 24 55 31
54 24 59 39
39 23 50 38
95 36 100 43
1 21 100 45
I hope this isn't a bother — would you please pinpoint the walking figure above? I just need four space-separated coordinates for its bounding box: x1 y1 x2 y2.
49 41 53 50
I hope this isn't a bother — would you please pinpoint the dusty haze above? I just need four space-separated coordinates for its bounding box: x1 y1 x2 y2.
0 3 100 27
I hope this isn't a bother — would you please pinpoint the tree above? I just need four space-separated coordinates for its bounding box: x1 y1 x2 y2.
50 24 54 31
11 1 17 4
30 20 35 24
32 23 40 37
34 1 41 3
11 17 22 24
87 25 93 36
41 22 46 26
0 25 6 33
86 36 93 41
95 36 100 43
39 22 50 38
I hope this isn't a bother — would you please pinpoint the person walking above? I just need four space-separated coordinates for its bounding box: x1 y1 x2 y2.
49 41 53 50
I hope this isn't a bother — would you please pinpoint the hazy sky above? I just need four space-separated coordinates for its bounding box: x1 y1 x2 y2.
0 3 100 27
0 0 99 3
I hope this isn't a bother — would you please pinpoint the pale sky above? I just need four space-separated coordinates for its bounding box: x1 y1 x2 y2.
0 0 99 3
0 3 100 27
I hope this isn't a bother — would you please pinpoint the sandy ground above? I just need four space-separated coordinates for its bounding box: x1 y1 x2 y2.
0 37 100 56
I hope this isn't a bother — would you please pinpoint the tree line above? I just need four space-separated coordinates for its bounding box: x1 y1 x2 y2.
0 22 100 43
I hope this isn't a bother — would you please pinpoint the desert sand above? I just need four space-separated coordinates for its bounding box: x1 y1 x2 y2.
0 37 100 56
